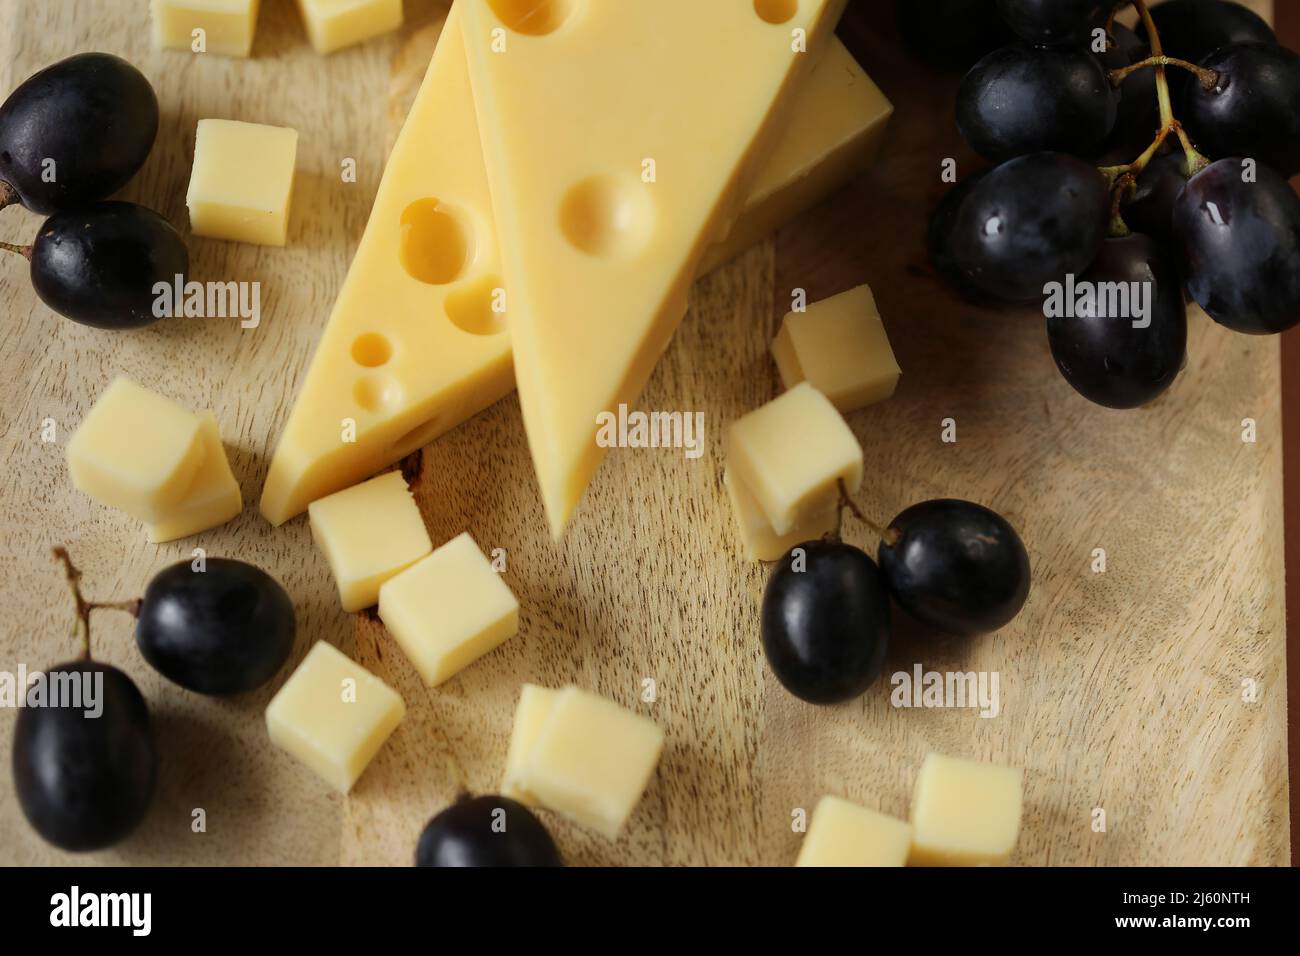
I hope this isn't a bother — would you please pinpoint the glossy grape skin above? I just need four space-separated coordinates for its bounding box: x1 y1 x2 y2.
1047 235 1187 409
415 795 562 867
995 0 1107 47
1173 158 1300 334
897 0 1014 71
878 501 1030 636
1182 43 1300 180
29 201 188 329
1095 23 1159 164
136 559 296 695
0 53 158 214
1141 0 1276 67
12 661 156 851
761 540 890 705
1122 152 1191 245
957 46 1117 162
946 152 1110 302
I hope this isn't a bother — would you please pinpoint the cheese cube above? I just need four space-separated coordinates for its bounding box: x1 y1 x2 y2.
910 753 1023 866
501 684 561 805
308 471 432 612
265 641 405 793
796 796 913 867
772 285 901 413
296 0 402 55
145 413 243 543
152 0 260 58
724 469 837 562
514 686 664 840
66 377 207 523
378 532 518 686
725 383 863 536
187 119 298 246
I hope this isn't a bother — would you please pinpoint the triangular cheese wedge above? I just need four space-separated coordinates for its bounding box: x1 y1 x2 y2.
260 5 513 526
461 0 848 536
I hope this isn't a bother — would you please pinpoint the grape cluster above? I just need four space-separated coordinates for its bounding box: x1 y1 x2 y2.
926 0 1300 409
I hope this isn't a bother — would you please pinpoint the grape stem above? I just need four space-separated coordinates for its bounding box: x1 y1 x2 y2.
1099 0 1212 236
51 547 141 660
0 181 16 212
835 479 899 548
0 240 32 260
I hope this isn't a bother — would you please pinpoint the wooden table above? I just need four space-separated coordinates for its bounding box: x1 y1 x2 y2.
0 0 1289 865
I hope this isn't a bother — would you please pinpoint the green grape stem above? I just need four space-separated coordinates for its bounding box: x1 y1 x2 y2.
51 547 140 660
835 479 899 548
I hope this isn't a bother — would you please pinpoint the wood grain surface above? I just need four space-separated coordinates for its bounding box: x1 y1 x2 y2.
0 0 1288 866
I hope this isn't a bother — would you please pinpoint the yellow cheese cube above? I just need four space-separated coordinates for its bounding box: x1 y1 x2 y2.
910 753 1023 866
773 285 901 413
701 39 894 274
296 0 402 55
265 641 405 793
515 686 664 840
723 469 837 562
308 471 431 612
145 413 243 543
151 0 261 58
66 377 207 523
796 796 913 867
187 119 298 246
378 532 518 686
725 383 863 536
501 684 561 806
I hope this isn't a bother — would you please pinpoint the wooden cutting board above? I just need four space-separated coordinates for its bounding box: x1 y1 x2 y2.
0 0 1287 866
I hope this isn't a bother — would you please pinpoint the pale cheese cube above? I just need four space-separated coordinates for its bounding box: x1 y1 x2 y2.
145 412 243 542
501 684 561 805
187 119 298 246
378 532 518 686
66 377 207 523
723 468 837 562
265 641 406 793
910 753 1023 866
515 686 664 840
725 383 863 535
796 796 912 867
308 471 432 612
772 285 901 413
296 0 402 55
152 0 261 58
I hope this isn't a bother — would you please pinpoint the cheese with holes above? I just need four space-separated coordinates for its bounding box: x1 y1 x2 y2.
187 119 298 246
260 10 882 525
378 532 518 685
724 468 837 562
512 685 664 839
67 377 207 523
796 796 913 867
308 471 432 611
501 683 560 805
701 38 893 273
726 383 862 536
146 413 243 543
773 284 901 412
461 0 848 536
152 0 260 57
296 0 402 54
265 641 405 792
910 753 1023 866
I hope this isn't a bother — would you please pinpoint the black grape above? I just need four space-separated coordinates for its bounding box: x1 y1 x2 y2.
995 0 1107 48
1182 43 1300 180
0 53 159 215
12 661 156 851
898 0 1015 71
1046 234 1187 408
1141 0 1276 66
944 152 1110 302
958 45 1117 162
1122 152 1191 245
928 170 999 302
25 201 188 329
415 795 562 867
136 559 296 695
1172 158 1300 334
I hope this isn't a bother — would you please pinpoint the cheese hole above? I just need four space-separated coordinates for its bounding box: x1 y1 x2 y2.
487 0 576 35
754 0 798 24
391 416 446 458
446 275 508 336
559 176 652 258
354 377 402 414
400 199 472 285
351 333 392 368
